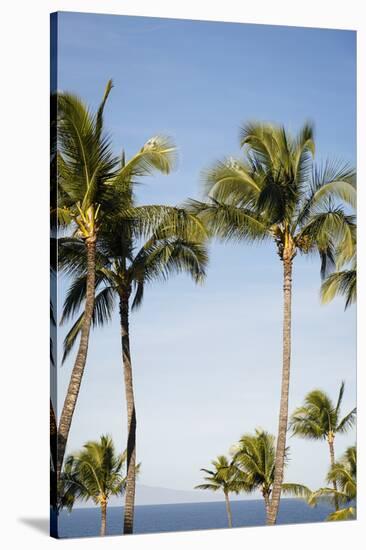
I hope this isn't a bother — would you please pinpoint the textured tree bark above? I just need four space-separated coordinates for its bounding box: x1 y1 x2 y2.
50 399 57 474
100 499 107 536
120 290 137 535
328 436 339 511
57 237 96 479
263 490 271 524
50 399 58 511
268 255 293 525
224 491 233 528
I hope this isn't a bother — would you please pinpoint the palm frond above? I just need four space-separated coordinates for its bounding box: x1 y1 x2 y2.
62 286 115 363
326 506 355 521
336 408 357 434
115 135 177 181
281 483 313 501
295 160 356 229
320 269 356 309
188 199 268 243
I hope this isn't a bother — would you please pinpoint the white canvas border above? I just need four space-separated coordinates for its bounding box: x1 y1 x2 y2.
0 1 364 549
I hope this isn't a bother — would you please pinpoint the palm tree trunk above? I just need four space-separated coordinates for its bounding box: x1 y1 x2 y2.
224 491 233 528
328 436 339 511
263 490 271 523
100 499 107 536
50 399 58 511
50 399 57 475
57 236 96 479
268 255 293 525
119 290 137 535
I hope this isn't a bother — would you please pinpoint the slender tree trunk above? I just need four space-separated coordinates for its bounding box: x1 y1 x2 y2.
100 499 107 536
224 491 233 528
50 399 58 511
50 399 57 474
57 236 96 479
263 490 271 524
268 255 293 525
328 436 339 511
120 290 137 535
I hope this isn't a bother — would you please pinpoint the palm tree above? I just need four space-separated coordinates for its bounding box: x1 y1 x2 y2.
310 445 356 521
60 435 136 536
56 80 180 482
231 429 310 522
55 80 118 478
290 383 356 511
195 455 244 527
59 211 207 534
188 122 356 524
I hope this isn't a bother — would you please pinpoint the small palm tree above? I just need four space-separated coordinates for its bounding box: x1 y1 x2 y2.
60 211 207 534
290 383 356 510
231 429 310 522
310 445 356 521
189 122 356 523
60 435 137 536
195 455 244 527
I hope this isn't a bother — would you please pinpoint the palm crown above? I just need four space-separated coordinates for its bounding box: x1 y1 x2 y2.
290 382 356 442
60 435 135 535
231 429 309 519
189 122 356 272
61 435 127 508
231 430 277 500
60 212 208 361
195 455 244 495
56 80 179 239
311 445 356 521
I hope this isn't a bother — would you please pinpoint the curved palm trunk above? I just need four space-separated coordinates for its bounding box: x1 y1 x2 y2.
224 491 233 528
119 291 137 535
100 499 107 536
57 237 96 479
268 256 293 525
328 436 339 511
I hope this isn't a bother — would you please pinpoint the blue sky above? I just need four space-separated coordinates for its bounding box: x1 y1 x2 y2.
55 12 356 501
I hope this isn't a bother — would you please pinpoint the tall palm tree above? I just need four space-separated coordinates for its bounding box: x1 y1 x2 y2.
195 455 244 527
231 429 310 522
290 383 356 510
189 122 356 524
55 80 118 478
310 445 356 521
56 80 180 481
60 211 207 534
60 435 136 536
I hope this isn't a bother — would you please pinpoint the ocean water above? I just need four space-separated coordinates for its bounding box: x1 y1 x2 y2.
58 498 339 538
